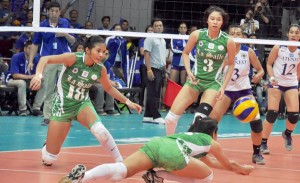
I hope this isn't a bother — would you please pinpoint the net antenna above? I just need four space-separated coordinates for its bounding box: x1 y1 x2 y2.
86 0 95 21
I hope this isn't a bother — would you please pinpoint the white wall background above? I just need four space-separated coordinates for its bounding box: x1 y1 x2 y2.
59 0 153 32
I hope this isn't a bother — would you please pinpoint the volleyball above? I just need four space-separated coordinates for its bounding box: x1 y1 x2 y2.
233 97 259 123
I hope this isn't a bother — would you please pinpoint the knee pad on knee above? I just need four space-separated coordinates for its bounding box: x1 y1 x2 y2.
108 162 127 182
42 145 59 166
287 112 299 124
266 110 278 123
90 122 110 142
250 119 263 133
196 103 213 117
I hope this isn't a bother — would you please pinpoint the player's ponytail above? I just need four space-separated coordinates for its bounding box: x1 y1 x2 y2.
188 116 218 137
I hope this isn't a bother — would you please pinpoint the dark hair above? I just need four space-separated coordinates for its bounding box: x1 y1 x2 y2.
84 36 105 51
288 24 300 32
102 16 110 22
111 23 121 30
144 25 153 32
151 18 163 26
188 117 218 137
69 9 78 16
72 41 84 52
227 24 243 33
24 40 32 47
47 1 60 10
203 5 229 28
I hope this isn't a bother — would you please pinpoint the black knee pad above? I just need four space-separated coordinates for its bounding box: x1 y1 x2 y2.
287 112 299 124
197 103 213 117
250 119 263 133
266 110 278 123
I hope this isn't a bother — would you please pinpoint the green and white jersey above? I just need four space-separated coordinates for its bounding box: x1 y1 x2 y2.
194 29 229 82
168 132 212 159
57 52 103 103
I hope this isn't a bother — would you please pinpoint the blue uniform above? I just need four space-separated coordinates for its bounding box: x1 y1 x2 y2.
32 18 73 56
6 52 40 81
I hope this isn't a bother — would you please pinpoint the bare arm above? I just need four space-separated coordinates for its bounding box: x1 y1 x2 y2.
221 38 236 90
249 47 264 84
99 67 142 113
182 30 198 75
28 44 39 70
56 32 76 45
29 53 76 90
208 140 254 175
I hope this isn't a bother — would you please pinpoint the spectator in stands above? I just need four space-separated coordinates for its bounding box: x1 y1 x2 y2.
15 22 33 53
253 1 273 64
26 8 33 23
7 41 44 116
28 1 75 125
240 8 259 36
0 0 14 39
188 25 198 34
14 0 29 26
105 24 127 80
170 22 188 86
138 25 153 106
281 0 300 39
98 16 111 30
76 21 94 44
142 18 167 124
120 19 129 31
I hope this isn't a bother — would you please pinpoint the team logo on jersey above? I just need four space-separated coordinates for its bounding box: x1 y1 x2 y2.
198 41 203 47
218 45 224 51
290 54 294 58
72 68 78 74
241 53 247 59
206 52 213 59
208 42 214 49
82 71 89 78
91 74 97 80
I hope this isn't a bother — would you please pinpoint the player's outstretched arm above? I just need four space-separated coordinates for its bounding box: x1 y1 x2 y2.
207 140 254 175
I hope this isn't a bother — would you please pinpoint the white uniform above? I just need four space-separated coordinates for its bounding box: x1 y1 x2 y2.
225 45 252 91
273 46 300 87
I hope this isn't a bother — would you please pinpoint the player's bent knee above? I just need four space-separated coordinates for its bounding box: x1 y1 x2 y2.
250 119 263 133
42 145 59 165
266 110 278 124
287 112 299 124
108 162 127 181
197 103 213 117
90 122 109 142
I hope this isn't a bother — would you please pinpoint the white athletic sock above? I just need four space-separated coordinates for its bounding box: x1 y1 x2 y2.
156 170 213 183
82 162 127 182
91 123 123 162
165 111 181 135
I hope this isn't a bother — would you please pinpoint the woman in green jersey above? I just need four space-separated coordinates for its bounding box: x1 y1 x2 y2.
30 36 142 166
59 117 254 183
165 5 236 135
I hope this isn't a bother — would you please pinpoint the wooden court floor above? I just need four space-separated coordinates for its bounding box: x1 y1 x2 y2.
0 113 299 183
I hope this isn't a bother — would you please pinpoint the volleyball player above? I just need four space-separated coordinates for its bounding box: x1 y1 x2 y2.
209 25 265 165
30 36 142 166
165 5 236 135
260 24 300 154
59 117 254 183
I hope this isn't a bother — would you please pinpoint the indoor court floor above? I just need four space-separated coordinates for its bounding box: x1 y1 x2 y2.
0 112 300 183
